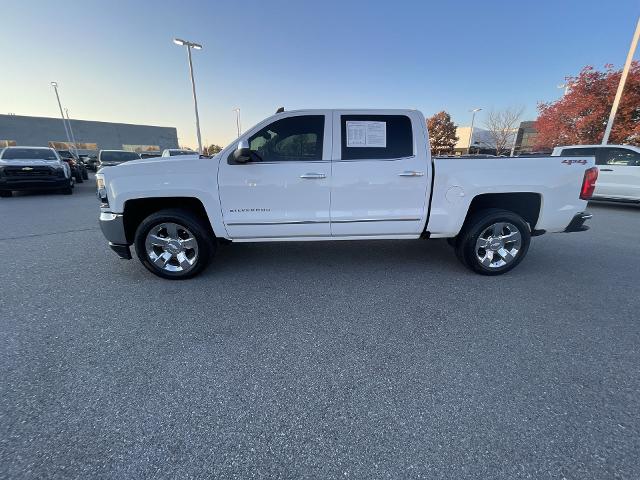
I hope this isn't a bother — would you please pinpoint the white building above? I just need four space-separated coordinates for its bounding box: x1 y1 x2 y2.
453 126 517 155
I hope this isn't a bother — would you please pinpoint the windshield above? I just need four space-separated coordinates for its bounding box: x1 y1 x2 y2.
100 151 141 162
2 148 58 160
57 150 73 159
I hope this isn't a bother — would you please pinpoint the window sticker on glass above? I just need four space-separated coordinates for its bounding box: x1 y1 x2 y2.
346 121 387 148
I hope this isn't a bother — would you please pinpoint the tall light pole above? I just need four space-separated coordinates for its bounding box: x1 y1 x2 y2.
50 82 72 149
468 108 482 154
602 16 640 145
233 108 241 137
65 108 79 155
173 38 203 154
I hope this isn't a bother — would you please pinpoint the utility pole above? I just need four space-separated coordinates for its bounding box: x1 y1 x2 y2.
468 108 482 154
233 108 241 137
173 38 203 154
51 82 72 149
602 16 640 145
65 109 79 156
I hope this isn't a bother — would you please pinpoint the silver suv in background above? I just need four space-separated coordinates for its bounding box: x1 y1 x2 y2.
552 145 640 203
97 150 142 169
0 146 73 197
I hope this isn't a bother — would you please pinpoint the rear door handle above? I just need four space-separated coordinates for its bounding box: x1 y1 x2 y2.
600 168 613 172
398 171 424 177
300 173 326 179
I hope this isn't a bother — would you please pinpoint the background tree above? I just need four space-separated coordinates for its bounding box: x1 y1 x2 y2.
204 144 223 155
427 111 458 155
484 106 524 155
535 63 640 149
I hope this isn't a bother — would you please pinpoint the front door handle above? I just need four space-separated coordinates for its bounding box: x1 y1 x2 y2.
398 171 424 177
300 173 326 179
600 168 613 172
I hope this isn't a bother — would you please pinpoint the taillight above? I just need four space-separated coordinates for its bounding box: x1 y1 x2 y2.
580 167 598 200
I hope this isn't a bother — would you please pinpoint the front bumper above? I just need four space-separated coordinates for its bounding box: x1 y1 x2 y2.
0 177 70 191
99 212 131 260
564 211 592 233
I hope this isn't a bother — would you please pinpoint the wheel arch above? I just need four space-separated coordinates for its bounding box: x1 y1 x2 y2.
463 192 542 232
122 197 215 244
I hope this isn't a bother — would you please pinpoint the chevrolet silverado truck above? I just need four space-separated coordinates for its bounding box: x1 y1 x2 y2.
96 109 598 279
0 146 74 197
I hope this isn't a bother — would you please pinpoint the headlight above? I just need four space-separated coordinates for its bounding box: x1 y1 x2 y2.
96 174 109 207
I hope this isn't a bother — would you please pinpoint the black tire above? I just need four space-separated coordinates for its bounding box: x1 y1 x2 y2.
75 172 84 183
82 168 89 180
0 190 12 198
455 208 531 276
61 186 73 195
134 208 216 279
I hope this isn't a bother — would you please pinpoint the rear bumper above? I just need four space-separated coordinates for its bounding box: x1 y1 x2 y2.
0 177 70 191
564 211 592 233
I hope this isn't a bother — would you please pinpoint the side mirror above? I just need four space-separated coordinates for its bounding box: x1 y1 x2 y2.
233 140 252 163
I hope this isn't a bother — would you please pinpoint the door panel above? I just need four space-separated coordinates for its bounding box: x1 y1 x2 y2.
218 113 332 238
594 147 640 200
330 112 429 236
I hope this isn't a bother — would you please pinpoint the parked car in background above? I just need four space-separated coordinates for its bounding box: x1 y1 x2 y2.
161 149 198 157
57 150 87 182
552 145 640 203
97 150 141 169
97 109 597 279
83 154 99 171
0 146 73 197
140 151 162 159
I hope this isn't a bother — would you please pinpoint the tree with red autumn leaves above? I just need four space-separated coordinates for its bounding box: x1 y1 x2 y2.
427 111 458 155
535 62 640 149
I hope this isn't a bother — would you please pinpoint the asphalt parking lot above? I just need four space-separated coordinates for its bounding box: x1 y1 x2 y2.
1 175 639 479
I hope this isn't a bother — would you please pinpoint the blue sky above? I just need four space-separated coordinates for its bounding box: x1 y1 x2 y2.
1 0 638 148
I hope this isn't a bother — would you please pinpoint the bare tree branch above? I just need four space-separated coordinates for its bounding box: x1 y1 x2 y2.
484 106 524 155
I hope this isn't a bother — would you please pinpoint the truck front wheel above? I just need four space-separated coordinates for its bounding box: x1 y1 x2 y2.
455 209 531 275
134 209 216 279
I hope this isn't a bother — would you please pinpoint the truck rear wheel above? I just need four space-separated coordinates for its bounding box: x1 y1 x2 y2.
134 208 216 279
455 209 530 275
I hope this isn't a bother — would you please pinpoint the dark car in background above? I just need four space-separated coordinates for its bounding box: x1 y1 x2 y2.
57 150 88 182
0 146 74 197
81 154 99 171
97 150 141 169
139 151 162 159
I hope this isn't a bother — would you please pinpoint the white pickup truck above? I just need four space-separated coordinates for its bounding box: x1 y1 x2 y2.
96 109 598 279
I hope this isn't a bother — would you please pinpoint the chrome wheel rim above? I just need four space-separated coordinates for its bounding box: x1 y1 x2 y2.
145 222 199 273
475 222 522 269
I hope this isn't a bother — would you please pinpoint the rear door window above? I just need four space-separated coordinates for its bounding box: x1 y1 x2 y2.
599 147 640 166
340 115 413 160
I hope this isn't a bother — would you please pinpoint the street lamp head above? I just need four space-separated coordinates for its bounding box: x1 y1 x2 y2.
173 37 203 49
50 81 58 87
470 107 482 113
